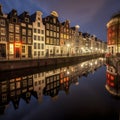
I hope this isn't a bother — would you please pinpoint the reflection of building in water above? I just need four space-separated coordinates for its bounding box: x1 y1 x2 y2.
0 58 105 113
60 67 71 94
43 68 60 98
33 72 45 102
105 61 120 97
0 75 33 114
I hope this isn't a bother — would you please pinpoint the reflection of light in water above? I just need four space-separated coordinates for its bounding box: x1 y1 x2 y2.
75 82 79 85
67 71 70 75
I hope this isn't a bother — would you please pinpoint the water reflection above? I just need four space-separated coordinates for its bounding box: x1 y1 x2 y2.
0 58 105 115
105 59 120 97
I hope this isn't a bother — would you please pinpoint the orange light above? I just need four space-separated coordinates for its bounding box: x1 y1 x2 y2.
15 42 21 47
110 76 114 80
110 82 114 87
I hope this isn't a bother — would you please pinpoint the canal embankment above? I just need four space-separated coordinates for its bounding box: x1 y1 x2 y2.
0 54 105 71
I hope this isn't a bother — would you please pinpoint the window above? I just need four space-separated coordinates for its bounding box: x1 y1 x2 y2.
41 51 44 55
12 18 17 23
34 28 36 33
9 34 14 42
15 25 20 33
46 30 49 36
41 30 44 34
41 36 44 41
38 36 40 41
0 19 5 26
22 46 25 53
28 37 32 43
1 28 6 35
0 37 6 42
57 27 59 32
38 29 40 33
28 30 32 36
38 17 40 21
9 44 14 54
38 51 40 56
46 23 49 29
34 43 37 49
1 85 7 92
15 34 20 42
38 43 40 49
41 44 44 49
38 22 40 27
53 18 56 23
22 36 26 43
46 37 49 44
25 18 29 22
22 29 26 35
34 35 37 40
34 51 36 56
9 24 14 32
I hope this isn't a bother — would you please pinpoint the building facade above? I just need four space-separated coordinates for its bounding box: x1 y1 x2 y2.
0 5 7 59
31 11 45 58
43 11 60 57
106 12 120 56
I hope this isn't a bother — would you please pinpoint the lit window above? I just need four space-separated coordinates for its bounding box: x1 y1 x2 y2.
9 24 14 32
28 37 32 43
28 30 32 36
15 35 20 42
22 46 25 53
9 34 14 42
15 25 20 33
22 29 26 35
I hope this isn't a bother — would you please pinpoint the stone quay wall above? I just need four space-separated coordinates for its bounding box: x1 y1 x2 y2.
0 54 105 71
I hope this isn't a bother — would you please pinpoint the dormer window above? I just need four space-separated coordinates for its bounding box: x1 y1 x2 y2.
25 18 29 22
12 18 17 23
38 17 40 21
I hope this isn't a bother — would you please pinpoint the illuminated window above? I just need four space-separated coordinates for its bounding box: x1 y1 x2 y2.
22 46 25 53
9 34 14 42
46 30 49 36
9 44 14 54
1 85 7 92
22 36 26 43
9 24 14 32
16 82 20 89
28 37 32 43
15 34 20 42
28 30 32 36
15 25 20 33
1 28 6 35
22 29 26 35
0 37 6 42
10 83 15 90
46 37 49 44
46 23 49 29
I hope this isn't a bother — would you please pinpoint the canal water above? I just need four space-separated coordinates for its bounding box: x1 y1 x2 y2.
0 58 120 120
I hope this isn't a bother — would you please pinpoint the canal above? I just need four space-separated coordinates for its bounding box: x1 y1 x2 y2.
0 57 120 120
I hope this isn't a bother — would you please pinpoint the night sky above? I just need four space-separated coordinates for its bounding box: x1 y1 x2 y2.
0 0 120 41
